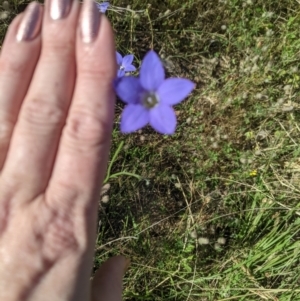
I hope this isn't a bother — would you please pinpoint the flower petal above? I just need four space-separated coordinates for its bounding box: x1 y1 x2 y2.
140 50 165 91
97 1 110 13
124 64 136 72
157 78 195 105
117 69 125 78
121 104 149 133
115 76 143 104
149 104 177 135
116 52 123 65
122 54 134 67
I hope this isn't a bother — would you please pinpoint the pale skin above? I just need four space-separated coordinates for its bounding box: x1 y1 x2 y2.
0 1 128 300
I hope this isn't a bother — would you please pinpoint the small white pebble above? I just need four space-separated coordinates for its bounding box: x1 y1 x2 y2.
198 237 210 245
266 61 273 70
291 66 298 73
212 142 218 149
266 29 274 37
226 98 233 105
3 1 9 10
221 25 227 31
255 93 264 100
140 135 145 142
101 183 111 195
240 158 247 164
254 149 262 156
242 92 248 99
251 55 260 63
101 195 110 204
186 117 192 124
190 231 197 239
175 183 181 189
189 168 194 174
276 98 285 105
210 57 218 64
251 64 259 73
0 11 8 20
217 237 226 245
214 243 222 250
243 67 251 73
256 130 268 139
283 85 292 94
281 105 294 112
262 11 274 18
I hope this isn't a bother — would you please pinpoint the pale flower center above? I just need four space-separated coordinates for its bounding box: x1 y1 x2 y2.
142 92 159 109
119 65 125 70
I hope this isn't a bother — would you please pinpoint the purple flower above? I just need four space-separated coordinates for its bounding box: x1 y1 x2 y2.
115 50 195 135
116 52 136 78
96 1 110 13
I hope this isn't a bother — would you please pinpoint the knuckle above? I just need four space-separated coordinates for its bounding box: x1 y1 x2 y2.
0 55 28 75
80 65 115 83
21 96 67 128
42 211 79 261
0 115 15 142
64 109 112 150
79 53 116 82
43 39 74 61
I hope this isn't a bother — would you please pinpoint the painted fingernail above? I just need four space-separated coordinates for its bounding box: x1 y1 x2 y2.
80 0 100 43
50 0 72 20
16 2 42 42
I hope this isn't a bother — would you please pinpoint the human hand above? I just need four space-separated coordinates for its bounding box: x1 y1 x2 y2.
0 0 127 300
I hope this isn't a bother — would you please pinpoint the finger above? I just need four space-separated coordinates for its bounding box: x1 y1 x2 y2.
0 2 42 170
1 0 79 201
47 4 115 212
91 256 129 301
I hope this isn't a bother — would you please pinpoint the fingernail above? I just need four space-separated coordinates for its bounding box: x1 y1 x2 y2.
16 2 42 42
80 0 100 43
50 0 72 20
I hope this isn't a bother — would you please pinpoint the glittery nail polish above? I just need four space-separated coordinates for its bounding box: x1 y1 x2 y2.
16 2 42 42
50 0 72 20
80 0 100 43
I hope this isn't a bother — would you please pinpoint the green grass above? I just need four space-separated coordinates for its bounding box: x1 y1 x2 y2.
4 0 300 300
